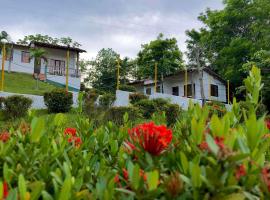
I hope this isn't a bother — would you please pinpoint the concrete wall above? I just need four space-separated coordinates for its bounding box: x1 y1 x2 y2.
114 90 202 110
0 91 79 109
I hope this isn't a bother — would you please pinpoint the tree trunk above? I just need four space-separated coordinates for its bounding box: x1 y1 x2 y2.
196 48 205 105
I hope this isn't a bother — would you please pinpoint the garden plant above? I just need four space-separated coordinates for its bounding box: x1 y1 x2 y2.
0 67 269 199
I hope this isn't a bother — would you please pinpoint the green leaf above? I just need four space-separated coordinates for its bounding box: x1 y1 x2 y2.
190 163 201 188
146 170 159 191
31 117 45 143
18 174 27 200
58 177 72 200
0 181 3 200
180 152 189 174
206 134 219 156
28 181 45 200
131 164 140 190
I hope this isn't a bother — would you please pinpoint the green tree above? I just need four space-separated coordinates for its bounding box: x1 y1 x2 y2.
17 34 81 48
85 48 132 92
186 0 270 87
137 33 184 79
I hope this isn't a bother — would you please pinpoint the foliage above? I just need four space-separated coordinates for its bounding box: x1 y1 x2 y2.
206 101 226 118
84 49 133 92
44 89 73 113
129 93 148 105
2 95 32 119
0 97 4 110
17 34 82 48
186 0 270 88
99 93 116 109
104 106 142 125
137 33 184 79
134 99 157 118
1 67 270 199
118 85 136 92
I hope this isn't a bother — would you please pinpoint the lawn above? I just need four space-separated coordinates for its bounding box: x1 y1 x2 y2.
0 71 57 96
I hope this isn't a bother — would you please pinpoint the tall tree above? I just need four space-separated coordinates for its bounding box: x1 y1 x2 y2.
85 48 132 92
186 0 270 87
137 33 184 79
17 34 82 48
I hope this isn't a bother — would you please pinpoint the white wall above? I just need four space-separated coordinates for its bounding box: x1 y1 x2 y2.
46 75 81 90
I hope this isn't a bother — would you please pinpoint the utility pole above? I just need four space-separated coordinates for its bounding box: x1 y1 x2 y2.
8 42 13 73
154 62 158 93
116 59 120 90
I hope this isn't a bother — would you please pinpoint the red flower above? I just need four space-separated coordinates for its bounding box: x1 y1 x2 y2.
123 168 129 181
128 122 172 156
74 137 82 147
114 174 120 184
3 181 8 199
262 167 270 192
199 136 225 151
235 164 246 180
64 128 77 136
0 132 10 143
266 120 270 130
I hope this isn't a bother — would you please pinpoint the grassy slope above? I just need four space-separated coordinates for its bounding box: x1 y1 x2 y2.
1 71 57 96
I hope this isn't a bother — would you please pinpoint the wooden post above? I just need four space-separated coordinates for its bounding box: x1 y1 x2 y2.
154 62 157 93
227 80 230 104
116 59 120 90
66 48 70 92
184 68 188 97
1 43 6 91
209 74 212 101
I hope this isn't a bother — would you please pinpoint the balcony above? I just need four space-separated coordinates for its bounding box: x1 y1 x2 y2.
48 65 80 78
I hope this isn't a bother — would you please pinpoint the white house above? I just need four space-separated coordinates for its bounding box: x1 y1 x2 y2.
129 68 228 103
0 41 86 91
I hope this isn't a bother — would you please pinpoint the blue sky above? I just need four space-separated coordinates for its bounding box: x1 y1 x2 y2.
1 0 223 60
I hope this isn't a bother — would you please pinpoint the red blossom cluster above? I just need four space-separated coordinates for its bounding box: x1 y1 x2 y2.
199 136 225 151
64 128 82 148
262 167 270 192
114 168 147 185
127 122 172 156
0 132 10 143
2 181 8 199
265 120 270 130
235 164 246 180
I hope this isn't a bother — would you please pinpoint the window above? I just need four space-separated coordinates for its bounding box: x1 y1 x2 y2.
156 85 161 93
184 84 195 97
49 59 66 75
210 84 219 97
172 86 179 96
146 88 151 95
21 51 30 63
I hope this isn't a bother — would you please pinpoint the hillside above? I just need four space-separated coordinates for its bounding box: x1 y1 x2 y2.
0 71 57 96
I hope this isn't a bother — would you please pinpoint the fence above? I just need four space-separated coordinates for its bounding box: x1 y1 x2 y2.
114 90 232 111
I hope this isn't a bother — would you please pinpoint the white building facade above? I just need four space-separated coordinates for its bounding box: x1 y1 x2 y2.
0 42 86 91
130 68 228 103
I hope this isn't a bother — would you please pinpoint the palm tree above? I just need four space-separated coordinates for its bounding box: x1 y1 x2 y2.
30 48 47 89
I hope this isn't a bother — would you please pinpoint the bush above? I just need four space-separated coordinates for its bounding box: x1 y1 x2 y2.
119 85 136 92
152 98 170 110
165 103 181 126
129 93 148 104
134 99 157 118
44 89 73 113
104 106 142 125
99 93 116 109
0 97 5 110
3 95 32 119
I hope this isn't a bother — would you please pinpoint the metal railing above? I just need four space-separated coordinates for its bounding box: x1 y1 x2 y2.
48 65 80 78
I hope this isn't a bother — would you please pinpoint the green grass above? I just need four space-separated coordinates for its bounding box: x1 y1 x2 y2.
1 71 57 96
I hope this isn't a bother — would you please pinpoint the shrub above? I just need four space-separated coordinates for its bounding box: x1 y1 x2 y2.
165 103 181 126
119 85 136 92
99 93 116 109
104 106 142 125
134 99 157 118
152 98 170 110
0 97 5 110
3 95 32 119
129 93 148 104
44 89 73 113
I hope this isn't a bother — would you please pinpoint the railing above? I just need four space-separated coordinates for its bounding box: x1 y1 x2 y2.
47 65 80 78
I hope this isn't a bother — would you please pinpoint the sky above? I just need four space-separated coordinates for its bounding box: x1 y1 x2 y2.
0 0 224 61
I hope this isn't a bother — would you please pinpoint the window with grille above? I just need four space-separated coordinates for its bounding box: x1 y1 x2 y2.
146 88 151 95
21 51 30 63
210 84 219 97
